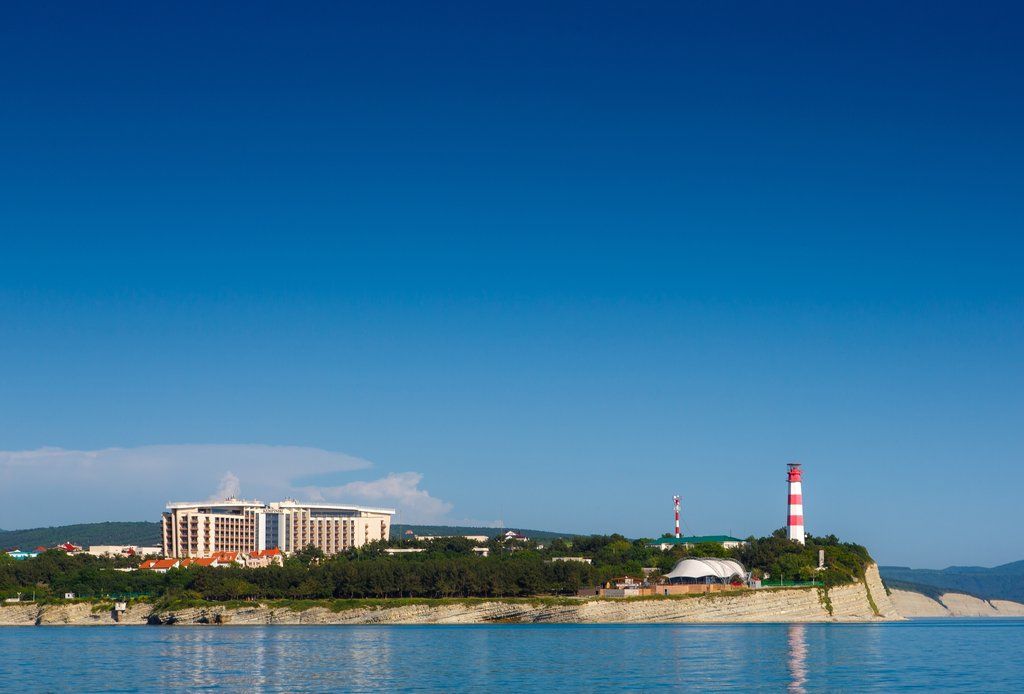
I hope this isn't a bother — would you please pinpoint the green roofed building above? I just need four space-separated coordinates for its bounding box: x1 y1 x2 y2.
647 535 747 550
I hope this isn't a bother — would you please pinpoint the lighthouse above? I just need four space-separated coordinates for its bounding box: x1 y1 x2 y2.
673 495 681 538
787 463 805 544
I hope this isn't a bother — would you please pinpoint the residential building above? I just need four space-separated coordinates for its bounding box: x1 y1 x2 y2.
161 498 394 558
141 558 180 573
181 551 238 568
591 576 649 598
385 546 491 557
141 551 246 570
87 545 162 558
243 548 284 568
416 534 490 543
647 535 747 551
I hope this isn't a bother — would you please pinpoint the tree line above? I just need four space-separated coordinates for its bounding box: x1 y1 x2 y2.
0 531 872 602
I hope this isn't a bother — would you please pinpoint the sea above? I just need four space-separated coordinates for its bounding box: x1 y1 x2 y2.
1 620 1022 691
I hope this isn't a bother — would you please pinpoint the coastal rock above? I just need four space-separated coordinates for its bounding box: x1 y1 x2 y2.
1 601 154 626
863 564 899 618
889 589 1024 617
2 564 905 625
0 604 41 625
36 603 109 625
887 590 950 617
989 600 1024 616
140 582 890 626
938 592 1024 617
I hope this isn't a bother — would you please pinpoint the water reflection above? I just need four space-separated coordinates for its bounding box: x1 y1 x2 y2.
787 623 808 693
3 622 1023 691
340 625 397 690
156 628 224 689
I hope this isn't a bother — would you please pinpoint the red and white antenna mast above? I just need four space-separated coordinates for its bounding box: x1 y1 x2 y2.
673 495 681 538
786 463 805 544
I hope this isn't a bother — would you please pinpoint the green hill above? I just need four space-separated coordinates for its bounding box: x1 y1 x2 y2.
880 562 1024 603
0 522 162 550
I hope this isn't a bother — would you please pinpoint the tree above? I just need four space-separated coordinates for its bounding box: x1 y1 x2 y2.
293 545 326 567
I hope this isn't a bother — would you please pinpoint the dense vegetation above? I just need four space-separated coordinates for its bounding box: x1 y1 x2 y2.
737 530 873 587
0 530 873 603
879 561 1024 603
0 522 162 550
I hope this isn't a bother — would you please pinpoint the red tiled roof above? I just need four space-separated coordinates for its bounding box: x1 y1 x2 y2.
193 558 217 567
140 559 158 569
248 548 282 558
153 559 178 569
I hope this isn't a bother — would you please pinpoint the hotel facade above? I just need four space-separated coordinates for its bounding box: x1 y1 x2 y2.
161 499 394 558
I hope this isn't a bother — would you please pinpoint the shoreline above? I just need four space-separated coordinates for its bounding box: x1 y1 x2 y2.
1 565 902 625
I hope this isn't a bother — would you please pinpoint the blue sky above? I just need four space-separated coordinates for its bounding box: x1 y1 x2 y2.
1 2 1022 568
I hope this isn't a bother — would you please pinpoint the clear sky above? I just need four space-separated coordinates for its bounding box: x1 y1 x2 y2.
1 2 1022 568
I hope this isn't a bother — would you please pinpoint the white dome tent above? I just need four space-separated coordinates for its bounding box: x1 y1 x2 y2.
663 558 748 585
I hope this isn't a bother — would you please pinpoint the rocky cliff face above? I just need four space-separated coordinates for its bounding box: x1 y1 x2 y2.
889 589 1024 618
0 603 40 626
1 564 898 625
863 563 899 618
0 601 154 626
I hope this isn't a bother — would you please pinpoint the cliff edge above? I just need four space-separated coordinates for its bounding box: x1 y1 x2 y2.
1 564 899 625
889 589 1024 618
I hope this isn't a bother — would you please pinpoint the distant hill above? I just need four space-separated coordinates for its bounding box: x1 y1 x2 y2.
880 562 1024 603
0 522 162 550
390 524 574 541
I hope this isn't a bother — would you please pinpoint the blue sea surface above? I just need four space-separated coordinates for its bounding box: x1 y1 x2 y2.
1 620 1022 691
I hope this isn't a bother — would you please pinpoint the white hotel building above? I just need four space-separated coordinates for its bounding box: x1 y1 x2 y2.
161 499 394 558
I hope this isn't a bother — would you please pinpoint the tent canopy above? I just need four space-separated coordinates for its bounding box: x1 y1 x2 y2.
664 558 748 582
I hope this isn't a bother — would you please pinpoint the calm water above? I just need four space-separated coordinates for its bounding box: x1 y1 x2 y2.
1 620 1022 691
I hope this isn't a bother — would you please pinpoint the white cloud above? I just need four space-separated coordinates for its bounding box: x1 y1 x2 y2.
305 471 454 524
212 471 241 500
0 444 455 529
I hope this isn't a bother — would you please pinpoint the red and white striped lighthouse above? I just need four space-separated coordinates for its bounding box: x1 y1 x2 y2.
673 495 681 538
786 463 805 544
